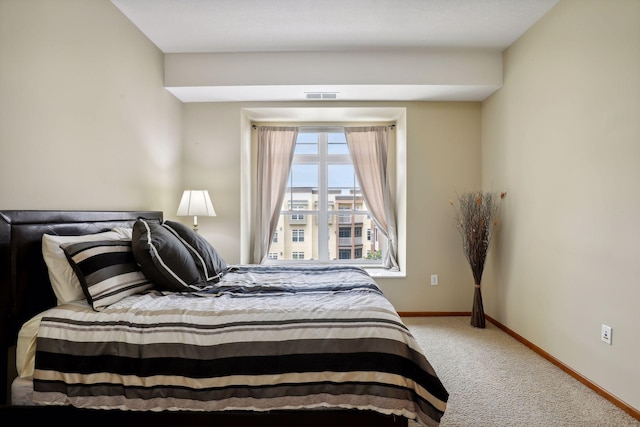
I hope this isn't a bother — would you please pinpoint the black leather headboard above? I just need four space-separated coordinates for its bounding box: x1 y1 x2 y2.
0 210 163 404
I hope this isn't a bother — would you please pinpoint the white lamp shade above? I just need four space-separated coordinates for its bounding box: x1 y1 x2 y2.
176 190 216 217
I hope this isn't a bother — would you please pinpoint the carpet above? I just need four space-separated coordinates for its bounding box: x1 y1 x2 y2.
403 316 639 427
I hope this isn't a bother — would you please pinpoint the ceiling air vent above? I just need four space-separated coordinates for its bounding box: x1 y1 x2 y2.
305 92 338 100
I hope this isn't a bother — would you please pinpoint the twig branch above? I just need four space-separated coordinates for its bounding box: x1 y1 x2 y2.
450 191 505 286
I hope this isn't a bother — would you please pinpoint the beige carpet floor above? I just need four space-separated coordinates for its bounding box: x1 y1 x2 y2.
402 316 639 427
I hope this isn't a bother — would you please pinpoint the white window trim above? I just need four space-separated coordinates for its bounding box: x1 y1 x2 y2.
240 107 407 277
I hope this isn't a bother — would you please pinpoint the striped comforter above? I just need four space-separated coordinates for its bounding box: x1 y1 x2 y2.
32 265 448 426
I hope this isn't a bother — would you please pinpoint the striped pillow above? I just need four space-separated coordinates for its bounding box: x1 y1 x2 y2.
61 240 153 311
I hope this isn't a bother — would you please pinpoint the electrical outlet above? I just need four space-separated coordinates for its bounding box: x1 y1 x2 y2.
430 274 438 285
601 324 612 345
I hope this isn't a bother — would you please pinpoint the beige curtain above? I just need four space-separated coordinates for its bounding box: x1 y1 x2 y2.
344 126 399 270
253 126 298 264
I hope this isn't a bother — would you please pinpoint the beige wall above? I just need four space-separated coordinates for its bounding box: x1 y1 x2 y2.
393 102 482 311
482 0 640 411
0 0 183 214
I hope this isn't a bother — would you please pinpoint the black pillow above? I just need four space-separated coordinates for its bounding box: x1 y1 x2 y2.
163 220 228 283
131 218 227 292
132 219 203 291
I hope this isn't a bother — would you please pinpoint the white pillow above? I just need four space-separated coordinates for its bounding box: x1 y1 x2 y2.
42 227 133 304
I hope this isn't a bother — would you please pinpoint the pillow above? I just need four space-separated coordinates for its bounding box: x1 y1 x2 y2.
131 219 227 292
42 227 133 304
131 219 203 291
163 220 228 283
61 240 152 311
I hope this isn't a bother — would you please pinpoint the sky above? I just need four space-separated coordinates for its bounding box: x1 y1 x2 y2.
288 131 360 190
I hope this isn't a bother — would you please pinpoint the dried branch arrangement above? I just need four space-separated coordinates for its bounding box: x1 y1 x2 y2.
450 191 506 328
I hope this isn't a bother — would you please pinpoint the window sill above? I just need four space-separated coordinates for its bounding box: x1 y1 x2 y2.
364 268 406 278
261 261 405 278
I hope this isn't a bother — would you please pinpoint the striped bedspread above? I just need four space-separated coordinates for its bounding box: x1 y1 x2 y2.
32 265 448 426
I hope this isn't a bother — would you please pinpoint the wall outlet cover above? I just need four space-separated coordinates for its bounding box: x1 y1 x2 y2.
601 324 612 345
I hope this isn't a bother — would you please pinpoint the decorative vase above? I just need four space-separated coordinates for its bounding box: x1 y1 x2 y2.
470 284 485 328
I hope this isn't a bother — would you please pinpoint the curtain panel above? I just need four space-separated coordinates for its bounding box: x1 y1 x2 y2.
344 126 399 271
253 126 299 264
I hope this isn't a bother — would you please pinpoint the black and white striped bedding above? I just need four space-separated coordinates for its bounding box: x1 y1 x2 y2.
32 265 448 426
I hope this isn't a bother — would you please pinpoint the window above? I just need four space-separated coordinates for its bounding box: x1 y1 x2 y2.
267 253 278 260
270 128 386 266
242 107 405 273
289 201 306 221
292 229 304 242
338 228 351 238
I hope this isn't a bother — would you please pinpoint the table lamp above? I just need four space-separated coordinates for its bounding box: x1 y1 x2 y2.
176 190 216 232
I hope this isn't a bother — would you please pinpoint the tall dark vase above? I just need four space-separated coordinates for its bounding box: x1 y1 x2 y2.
470 285 486 328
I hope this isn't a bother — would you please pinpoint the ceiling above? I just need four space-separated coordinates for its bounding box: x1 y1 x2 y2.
110 0 560 102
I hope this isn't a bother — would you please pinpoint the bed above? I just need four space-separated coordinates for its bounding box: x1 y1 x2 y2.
0 210 448 426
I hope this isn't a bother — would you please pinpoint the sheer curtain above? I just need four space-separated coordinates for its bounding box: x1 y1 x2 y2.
252 126 299 264
344 126 399 271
